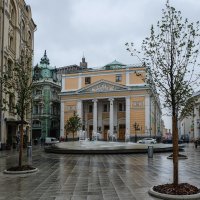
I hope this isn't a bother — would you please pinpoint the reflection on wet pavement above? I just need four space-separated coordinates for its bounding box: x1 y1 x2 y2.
0 143 199 200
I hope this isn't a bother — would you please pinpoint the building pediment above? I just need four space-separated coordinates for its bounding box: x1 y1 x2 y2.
77 80 128 94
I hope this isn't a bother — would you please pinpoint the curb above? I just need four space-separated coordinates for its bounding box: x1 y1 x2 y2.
44 142 185 154
148 187 200 200
3 168 38 174
167 155 188 159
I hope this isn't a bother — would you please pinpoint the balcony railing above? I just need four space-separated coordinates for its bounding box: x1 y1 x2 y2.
32 124 41 128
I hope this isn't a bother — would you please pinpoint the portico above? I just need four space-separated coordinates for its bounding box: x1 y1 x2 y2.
76 97 127 140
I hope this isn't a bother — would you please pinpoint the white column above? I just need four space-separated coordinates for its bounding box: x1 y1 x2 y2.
126 69 130 86
60 102 65 137
77 100 82 122
97 101 103 131
126 96 130 135
109 98 114 135
61 76 66 92
93 99 98 133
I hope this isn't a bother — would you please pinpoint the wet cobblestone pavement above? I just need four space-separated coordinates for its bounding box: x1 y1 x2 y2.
0 143 199 200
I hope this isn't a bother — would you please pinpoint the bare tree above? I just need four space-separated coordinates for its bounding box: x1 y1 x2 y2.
127 0 200 186
3 52 33 167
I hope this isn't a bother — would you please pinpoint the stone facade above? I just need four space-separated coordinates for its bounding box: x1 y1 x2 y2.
179 91 200 141
60 60 162 141
0 0 36 149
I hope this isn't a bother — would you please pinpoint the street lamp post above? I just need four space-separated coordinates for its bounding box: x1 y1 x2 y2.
150 127 152 138
133 122 140 142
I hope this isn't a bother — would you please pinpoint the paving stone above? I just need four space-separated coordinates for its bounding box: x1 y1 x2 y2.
0 144 199 200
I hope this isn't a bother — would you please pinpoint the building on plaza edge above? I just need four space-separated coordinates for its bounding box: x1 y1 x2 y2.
179 91 200 141
60 59 162 141
0 0 36 149
32 51 61 141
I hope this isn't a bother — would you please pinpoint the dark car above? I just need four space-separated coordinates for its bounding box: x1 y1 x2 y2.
162 139 183 144
194 138 200 148
180 135 190 143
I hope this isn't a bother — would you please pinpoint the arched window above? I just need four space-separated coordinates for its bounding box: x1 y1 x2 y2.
28 31 32 48
33 120 41 128
9 94 15 113
21 20 25 41
9 34 14 50
9 0 17 52
7 59 13 77
10 0 16 25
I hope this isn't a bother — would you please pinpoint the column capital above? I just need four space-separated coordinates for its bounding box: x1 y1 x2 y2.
109 97 114 102
92 99 98 103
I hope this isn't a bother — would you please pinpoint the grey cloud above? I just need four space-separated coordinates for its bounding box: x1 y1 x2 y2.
27 0 200 68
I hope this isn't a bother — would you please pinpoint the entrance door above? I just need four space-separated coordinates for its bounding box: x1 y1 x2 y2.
118 124 125 140
103 125 109 141
7 125 13 145
89 125 93 140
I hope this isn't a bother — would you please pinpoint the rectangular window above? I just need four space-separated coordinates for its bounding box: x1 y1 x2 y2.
8 60 13 78
118 102 125 111
103 103 109 112
89 104 93 113
36 90 42 95
9 94 15 113
33 105 42 114
116 74 122 82
85 77 91 84
133 101 144 107
66 106 76 111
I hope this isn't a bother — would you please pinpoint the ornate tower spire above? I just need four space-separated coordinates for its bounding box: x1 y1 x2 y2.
40 50 50 65
80 54 87 69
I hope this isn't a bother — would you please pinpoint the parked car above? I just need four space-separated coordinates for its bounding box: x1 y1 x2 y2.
180 135 190 143
137 138 157 144
45 137 59 145
162 139 183 144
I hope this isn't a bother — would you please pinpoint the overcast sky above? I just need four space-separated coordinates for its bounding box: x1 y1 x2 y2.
25 0 200 129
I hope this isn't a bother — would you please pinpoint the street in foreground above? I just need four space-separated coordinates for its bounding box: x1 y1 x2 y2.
0 143 199 200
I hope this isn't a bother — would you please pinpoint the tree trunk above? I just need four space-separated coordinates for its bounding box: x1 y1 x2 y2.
19 121 24 167
172 114 179 185
73 132 74 141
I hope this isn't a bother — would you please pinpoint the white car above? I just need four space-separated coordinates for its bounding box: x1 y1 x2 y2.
45 137 59 145
137 138 157 144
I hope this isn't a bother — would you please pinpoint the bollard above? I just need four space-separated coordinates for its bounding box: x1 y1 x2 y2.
27 146 32 164
27 146 32 157
148 146 153 158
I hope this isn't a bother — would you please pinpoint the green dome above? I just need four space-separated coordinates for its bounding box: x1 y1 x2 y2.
104 60 126 70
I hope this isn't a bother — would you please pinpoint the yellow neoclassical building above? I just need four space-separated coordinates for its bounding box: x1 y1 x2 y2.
60 60 162 141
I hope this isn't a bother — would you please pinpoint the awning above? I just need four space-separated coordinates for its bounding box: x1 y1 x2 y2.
5 118 29 125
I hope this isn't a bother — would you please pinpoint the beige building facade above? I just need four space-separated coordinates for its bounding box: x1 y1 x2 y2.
60 60 162 141
0 0 36 148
